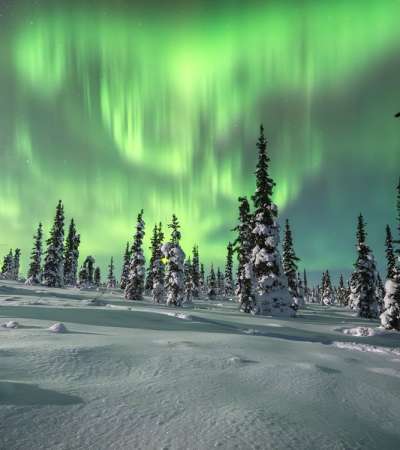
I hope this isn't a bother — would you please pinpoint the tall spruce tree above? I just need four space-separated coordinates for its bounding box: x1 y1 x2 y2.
385 225 396 279
224 242 234 297
282 219 303 308
375 273 385 314
107 257 116 288
152 222 165 303
250 126 293 316
27 223 43 284
64 219 80 286
381 179 400 330
162 214 185 306
43 200 65 287
233 196 254 312
145 225 159 292
120 242 131 290
191 245 200 298
125 210 146 300
349 214 378 318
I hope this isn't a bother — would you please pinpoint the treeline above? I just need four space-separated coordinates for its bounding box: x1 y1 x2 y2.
1 126 400 330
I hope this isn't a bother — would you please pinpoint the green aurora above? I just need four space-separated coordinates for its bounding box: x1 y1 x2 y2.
0 0 399 281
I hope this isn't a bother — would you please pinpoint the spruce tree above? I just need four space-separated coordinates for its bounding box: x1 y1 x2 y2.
282 219 302 308
125 210 146 300
224 242 234 297
375 273 385 314
152 223 165 303
321 270 333 305
385 225 396 279
94 266 101 287
207 264 217 300
1 249 14 279
78 265 88 287
107 257 116 288
200 263 205 295
349 214 378 318
27 223 43 284
120 242 131 290
191 245 200 298
83 256 95 285
336 274 348 306
145 225 159 292
12 249 21 280
216 267 224 296
250 126 293 316
183 258 194 304
43 200 65 287
233 196 254 312
162 214 185 306
64 219 80 286
303 269 309 303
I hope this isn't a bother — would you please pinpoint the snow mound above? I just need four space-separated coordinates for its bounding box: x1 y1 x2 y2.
242 328 268 336
332 341 400 357
166 312 193 320
48 323 68 333
2 320 19 329
367 367 400 378
342 327 377 337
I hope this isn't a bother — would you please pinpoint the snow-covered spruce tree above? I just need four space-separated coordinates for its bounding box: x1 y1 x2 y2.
11 248 21 281
145 225 159 293
282 219 303 309
224 242 234 297
107 257 116 288
336 275 348 306
43 200 65 287
26 223 43 284
303 269 309 303
233 196 254 312
125 210 146 301
183 258 194 305
162 214 185 306
1 249 14 279
83 256 95 285
385 225 396 279
348 214 378 318
376 273 385 314
94 266 101 287
78 265 88 287
381 268 400 330
200 263 205 295
120 242 131 290
64 219 80 286
216 268 224 296
207 264 217 300
191 245 200 298
250 126 293 316
152 223 165 304
321 270 333 305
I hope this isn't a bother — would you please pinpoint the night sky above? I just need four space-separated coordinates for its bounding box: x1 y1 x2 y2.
0 0 399 282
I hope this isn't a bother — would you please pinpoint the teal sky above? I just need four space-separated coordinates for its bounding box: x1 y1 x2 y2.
0 0 399 283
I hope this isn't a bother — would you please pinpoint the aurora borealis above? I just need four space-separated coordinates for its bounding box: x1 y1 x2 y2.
0 0 399 281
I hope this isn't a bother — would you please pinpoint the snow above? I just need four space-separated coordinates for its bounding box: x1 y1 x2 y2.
1 320 19 329
48 322 68 333
1 280 400 449
341 326 378 337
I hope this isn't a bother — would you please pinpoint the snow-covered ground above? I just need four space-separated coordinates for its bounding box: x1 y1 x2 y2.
1 280 400 450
